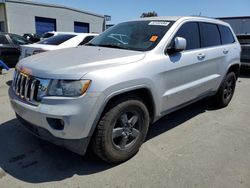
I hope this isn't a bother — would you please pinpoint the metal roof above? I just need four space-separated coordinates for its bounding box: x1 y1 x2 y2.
138 16 224 23
4 0 104 18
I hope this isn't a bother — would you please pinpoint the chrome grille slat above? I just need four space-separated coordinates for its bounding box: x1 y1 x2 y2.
30 80 37 101
20 76 25 98
12 70 50 106
24 77 30 100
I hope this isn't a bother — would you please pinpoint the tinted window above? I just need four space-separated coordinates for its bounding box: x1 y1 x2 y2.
9 34 30 45
89 21 174 51
38 34 76 45
219 25 235 44
174 22 200 50
79 36 95 45
0 35 9 45
201 23 221 47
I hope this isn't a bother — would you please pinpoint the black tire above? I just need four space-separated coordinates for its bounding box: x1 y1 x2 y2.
215 72 236 108
92 97 150 163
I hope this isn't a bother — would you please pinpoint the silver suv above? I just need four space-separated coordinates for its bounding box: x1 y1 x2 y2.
9 16 241 163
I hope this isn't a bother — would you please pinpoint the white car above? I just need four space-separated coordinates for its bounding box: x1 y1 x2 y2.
19 33 98 59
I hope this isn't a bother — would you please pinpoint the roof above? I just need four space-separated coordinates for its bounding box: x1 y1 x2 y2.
138 16 227 24
3 0 104 18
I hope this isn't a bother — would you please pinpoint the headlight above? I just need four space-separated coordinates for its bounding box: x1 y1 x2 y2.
48 80 91 97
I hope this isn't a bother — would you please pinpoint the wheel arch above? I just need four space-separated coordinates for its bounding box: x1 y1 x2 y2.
87 87 156 145
102 88 156 123
227 63 240 79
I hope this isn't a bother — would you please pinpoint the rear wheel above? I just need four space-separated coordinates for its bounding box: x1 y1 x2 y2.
92 97 149 163
215 72 236 108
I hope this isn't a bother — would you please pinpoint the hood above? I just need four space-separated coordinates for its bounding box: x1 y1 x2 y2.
17 46 146 80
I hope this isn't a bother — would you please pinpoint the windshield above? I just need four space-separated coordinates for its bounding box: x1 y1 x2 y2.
88 21 174 51
38 34 76 45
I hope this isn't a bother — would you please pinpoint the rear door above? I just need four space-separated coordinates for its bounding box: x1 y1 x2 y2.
199 22 230 89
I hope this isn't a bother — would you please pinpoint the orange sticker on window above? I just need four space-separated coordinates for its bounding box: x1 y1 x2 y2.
150 35 158 42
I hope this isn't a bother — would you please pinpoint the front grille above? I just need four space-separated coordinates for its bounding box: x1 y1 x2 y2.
12 70 50 105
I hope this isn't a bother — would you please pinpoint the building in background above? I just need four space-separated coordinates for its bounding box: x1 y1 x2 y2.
0 0 105 35
218 16 250 35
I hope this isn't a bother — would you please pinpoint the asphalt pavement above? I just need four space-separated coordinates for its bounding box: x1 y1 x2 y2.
0 69 250 188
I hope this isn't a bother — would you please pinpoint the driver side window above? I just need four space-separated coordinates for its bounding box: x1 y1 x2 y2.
174 22 200 51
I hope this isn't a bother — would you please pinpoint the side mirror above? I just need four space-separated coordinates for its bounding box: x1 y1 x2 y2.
167 37 187 54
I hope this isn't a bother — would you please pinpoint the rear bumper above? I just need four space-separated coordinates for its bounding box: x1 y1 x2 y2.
17 114 89 155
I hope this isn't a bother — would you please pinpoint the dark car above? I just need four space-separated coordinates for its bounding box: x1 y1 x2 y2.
0 33 30 67
237 34 250 68
23 33 41 43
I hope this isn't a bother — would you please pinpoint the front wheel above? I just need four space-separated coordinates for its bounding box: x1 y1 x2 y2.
215 72 236 108
92 97 150 163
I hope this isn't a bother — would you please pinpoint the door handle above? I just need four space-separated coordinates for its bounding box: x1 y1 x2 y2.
197 53 206 60
223 49 229 54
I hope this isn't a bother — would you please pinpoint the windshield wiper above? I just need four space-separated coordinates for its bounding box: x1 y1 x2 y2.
85 43 130 50
85 43 99 46
97 44 129 50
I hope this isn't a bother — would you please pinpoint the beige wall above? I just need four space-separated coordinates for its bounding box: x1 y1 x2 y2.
5 1 104 35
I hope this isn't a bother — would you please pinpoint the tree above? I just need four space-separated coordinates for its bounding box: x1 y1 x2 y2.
140 11 158 18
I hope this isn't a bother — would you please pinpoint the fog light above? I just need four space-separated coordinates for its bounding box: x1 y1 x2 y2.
47 118 64 130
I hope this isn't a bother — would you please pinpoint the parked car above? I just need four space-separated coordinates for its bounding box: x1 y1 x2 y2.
23 33 41 43
237 34 250 68
19 33 98 59
0 33 30 67
9 16 241 163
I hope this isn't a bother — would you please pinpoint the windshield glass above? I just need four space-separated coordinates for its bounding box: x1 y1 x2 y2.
88 21 174 51
38 34 76 45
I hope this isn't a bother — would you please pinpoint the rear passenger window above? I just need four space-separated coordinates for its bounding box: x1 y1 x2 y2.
201 23 221 48
0 35 9 45
79 36 95 46
174 22 200 50
218 25 235 44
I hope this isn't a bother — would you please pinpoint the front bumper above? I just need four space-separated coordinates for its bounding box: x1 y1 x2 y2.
16 114 89 155
9 87 105 155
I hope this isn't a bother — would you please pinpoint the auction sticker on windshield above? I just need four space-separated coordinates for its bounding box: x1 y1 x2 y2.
148 21 170 26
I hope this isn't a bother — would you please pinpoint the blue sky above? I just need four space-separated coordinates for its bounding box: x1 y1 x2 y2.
33 0 250 24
